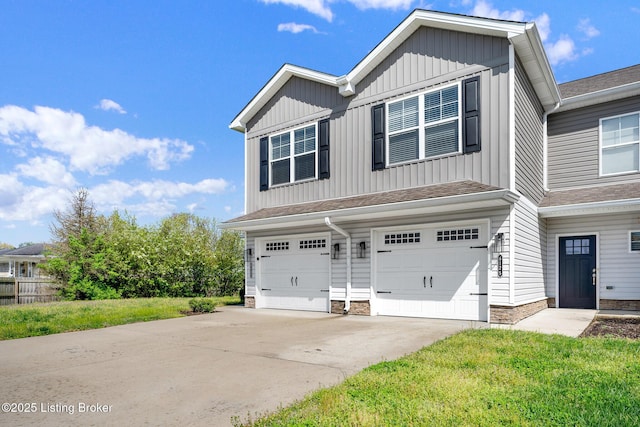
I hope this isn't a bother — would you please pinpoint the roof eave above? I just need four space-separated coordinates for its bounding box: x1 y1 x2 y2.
221 189 519 231
509 23 561 111
539 198 640 218
556 81 640 113
229 64 341 133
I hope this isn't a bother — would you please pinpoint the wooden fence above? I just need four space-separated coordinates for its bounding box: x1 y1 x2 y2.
0 278 61 305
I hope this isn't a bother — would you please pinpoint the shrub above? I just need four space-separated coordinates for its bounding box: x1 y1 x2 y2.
188 297 216 313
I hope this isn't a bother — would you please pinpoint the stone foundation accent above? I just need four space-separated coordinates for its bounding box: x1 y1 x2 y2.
244 296 255 309
599 299 640 311
331 300 370 316
490 299 549 324
547 297 556 308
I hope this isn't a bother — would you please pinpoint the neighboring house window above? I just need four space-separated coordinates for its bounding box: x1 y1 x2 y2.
259 119 330 191
630 231 640 253
387 83 461 165
0 262 9 273
600 112 640 175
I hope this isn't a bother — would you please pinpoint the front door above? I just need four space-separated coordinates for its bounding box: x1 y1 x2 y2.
559 235 596 309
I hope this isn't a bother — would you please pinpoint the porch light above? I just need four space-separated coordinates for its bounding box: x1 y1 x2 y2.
332 243 340 259
244 248 253 262
358 241 366 258
493 233 504 254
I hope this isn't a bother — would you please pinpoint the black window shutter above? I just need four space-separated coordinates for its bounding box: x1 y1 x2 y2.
318 118 330 180
371 104 386 170
463 76 481 154
259 136 269 191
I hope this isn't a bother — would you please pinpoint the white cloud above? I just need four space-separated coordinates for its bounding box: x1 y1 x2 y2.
261 0 334 22
546 35 578 65
534 13 551 42
0 174 70 222
467 1 582 66
91 178 229 216
261 0 414 22
278 22 319 33
224 206 232 213
470 0 525 21
95 99 126 114
0 105 193 175
348 0 413 10
15 156 77 187
577 18 599 39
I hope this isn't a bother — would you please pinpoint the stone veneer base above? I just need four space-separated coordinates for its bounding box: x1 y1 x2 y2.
244 296 255 308
331 300 371 316
490 299 549 324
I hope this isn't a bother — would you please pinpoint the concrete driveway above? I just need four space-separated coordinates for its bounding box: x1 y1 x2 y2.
0 306 480 426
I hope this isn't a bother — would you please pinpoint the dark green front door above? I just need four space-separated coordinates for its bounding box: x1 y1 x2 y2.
559 236 596 309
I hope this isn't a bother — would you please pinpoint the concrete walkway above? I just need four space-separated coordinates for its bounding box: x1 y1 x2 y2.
493 308 597 337
0 306 481 427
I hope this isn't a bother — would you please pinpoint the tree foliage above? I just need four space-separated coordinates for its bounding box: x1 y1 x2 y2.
44 189 244 300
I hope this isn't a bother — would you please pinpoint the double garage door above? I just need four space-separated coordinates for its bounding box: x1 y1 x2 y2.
254 223 488 321
256 234 331 312
374 223 488 321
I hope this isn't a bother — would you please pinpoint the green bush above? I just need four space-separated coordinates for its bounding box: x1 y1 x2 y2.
188 297 216 313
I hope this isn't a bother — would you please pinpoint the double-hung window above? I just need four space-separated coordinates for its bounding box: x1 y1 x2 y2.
600 112 640 175
387 83 461 165
270 124 317 186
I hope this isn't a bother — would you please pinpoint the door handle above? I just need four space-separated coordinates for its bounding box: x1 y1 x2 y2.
430 276 433 288
291 276 294 286
295 277 298 287
423 276 426 288
592 268 597 286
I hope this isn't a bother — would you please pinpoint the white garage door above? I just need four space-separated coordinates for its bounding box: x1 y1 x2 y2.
374 223 488 321
256 235 330 312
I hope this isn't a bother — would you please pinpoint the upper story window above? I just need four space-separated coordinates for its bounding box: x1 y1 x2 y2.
270 124 317 186
600 112 640 176
387 83 461 166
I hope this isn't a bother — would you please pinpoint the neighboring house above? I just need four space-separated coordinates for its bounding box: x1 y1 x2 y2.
0 243 49 279
222 9 640 323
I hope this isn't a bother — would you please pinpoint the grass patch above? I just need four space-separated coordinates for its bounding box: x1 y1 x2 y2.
0 295 240 340
239 329 640 426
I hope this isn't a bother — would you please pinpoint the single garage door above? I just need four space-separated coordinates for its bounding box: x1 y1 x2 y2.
374 223 488 321
256 234 330 312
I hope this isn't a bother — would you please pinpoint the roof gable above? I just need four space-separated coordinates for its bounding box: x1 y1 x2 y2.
230 9 560 132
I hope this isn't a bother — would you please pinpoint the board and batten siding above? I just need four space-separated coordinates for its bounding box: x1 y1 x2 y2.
513 199 547 304
546 212 640 301
514 56 545 204
244 28 512 214
547 96 640 190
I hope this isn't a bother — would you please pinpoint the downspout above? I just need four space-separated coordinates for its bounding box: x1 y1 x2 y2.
324 217 351 314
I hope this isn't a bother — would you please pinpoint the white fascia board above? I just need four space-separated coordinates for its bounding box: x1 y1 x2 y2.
509 23 561 111
556 82 640 113
221 189 519 232
229 64 341 133
539 198 640 218
343 10 528 91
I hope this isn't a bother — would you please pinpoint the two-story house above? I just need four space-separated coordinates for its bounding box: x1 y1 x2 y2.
222 9 640 323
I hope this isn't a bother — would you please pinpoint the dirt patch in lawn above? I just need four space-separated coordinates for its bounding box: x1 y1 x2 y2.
580 317 640 339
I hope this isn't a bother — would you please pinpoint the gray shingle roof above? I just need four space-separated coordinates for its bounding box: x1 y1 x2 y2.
559 64 640 99
1 243 48 256
540 182 640 208
226 181 502 223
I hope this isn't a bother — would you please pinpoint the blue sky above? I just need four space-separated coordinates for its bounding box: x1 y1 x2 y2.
1 0 639 246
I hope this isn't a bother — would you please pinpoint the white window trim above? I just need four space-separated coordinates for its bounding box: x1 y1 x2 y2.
629 230 640 253
385 82 462 167
269 123 318 186
599 111 640 177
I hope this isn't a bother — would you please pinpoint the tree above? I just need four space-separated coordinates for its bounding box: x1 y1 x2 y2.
0 242 14 250
211 230 244 296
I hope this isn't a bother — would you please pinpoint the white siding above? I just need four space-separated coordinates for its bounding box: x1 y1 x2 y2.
513 199 547 304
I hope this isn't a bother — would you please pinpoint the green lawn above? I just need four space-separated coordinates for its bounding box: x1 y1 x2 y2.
238 329 640 427
0 296 240 340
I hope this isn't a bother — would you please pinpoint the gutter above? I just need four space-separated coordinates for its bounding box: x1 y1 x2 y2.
324 217 351 314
